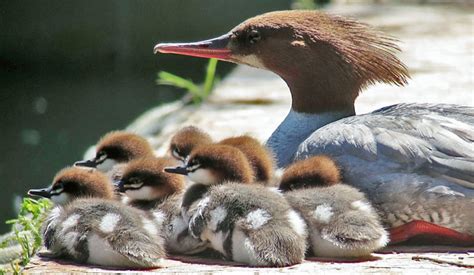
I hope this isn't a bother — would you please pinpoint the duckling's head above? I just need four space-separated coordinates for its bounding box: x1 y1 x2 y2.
169 126 213 163
75 131 154 172
279 155 341 192
28 167 114 205
156 10 409 113
117 157 185 201
165 144 254 185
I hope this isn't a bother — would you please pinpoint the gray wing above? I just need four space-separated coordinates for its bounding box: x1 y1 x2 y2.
295 104 474 233
296 103 474 189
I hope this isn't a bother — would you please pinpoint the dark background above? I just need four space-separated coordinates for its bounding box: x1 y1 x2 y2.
0 0 292 233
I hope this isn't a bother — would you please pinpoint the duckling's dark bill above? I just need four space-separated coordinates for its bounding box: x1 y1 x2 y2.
28 187 52 198
164 166 188 176
74 159 97 168
154 34 232 60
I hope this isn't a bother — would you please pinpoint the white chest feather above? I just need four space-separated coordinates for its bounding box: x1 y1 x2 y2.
87 233 136 267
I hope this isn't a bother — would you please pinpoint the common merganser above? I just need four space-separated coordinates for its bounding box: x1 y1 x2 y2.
170 127 275 183
165 145 307 266
280 156 388 258
28 167 165 268
154 10 474 245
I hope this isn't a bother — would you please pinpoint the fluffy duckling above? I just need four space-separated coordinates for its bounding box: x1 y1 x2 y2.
74 131 155 181
169 126 213 163
116 157 207 255
166 145 307 266
116 157 186 209
28 167 165 268
280 156 389 258
169 127 274 183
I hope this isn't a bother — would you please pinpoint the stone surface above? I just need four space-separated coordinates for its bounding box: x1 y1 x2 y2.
26 3 473 274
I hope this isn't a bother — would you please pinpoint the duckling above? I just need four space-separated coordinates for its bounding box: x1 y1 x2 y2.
279 156 389 258
169 126 213 163
115 157 207 255
116 157 186 209
169 127 274 183
28 167 165 268
74 131 155 181
166 145 307 266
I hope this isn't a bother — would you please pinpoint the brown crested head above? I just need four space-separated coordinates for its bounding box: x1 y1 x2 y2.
95 131 154 163
119 157 185 201
28 167 114 205
169 126 213 162
219 135 274 182
156 10 409 113
184 144 254 185
279 155 341 192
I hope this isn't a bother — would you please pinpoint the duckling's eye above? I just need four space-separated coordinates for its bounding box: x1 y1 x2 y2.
51 182 64 195
187 160 201 171
126 177 143 189
247 30 261 44
96 151 107 163
168 224 173 232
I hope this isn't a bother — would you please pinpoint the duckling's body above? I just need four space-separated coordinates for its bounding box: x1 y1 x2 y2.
29 167 166 268
280 156 388 258
187 183 307 266
166 145 307 266
43 198 165 268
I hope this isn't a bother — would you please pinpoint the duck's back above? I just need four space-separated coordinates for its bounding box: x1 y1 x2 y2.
294 103 474 234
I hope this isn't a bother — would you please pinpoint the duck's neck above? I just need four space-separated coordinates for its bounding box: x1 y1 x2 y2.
266 108 354 168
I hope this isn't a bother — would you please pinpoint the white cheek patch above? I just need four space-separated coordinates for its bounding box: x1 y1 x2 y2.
51 193 70 205
188 169 216 185
100 213 121 233
96 158 118 172
245 209 271 230
125 186 157 201
313 204 334 224
234 54 267 69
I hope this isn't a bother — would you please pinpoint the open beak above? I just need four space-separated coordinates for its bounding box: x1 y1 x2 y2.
74 159 97 168
164 166 189 176
28 187 52 199
154 33 232 61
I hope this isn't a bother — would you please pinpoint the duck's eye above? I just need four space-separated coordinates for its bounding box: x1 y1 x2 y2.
96 151 107 163
126 177 143 189
247 30 261 44
51 182 64 195
168 224 173 232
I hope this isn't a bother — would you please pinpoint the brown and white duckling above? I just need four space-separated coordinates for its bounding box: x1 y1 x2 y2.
169 127 275 183
116 157 207 255
116 157 185 209
280 156 388 258
169 126 213 163
166 145 307 266
74 131 155 181
28 167 165 268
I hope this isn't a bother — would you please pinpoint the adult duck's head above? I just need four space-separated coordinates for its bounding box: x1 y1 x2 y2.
155 10 409 114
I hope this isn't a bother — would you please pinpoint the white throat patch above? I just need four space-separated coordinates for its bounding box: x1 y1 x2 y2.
96 158 118 172
188 169 216 185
